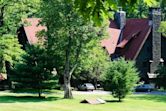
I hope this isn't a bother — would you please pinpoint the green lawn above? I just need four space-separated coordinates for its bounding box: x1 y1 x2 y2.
0 91 166 111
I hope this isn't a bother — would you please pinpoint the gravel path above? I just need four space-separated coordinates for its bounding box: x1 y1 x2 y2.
73 90 166 95
72 90 111 95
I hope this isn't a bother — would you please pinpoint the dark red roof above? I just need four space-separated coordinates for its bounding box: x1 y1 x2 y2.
23 18 151 60
23 18 46 44
101 28 121 55
104 18 151 60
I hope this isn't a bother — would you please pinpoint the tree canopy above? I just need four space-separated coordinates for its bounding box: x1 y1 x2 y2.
71 0 161 25
0 34 24 73
0 0 41 73
40 0 106 98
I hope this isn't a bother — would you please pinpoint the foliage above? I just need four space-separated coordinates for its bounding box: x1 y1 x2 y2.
40 0 104 98
72 0 138 25
124 0 159 18
72 0 166 23
10 45 58 98
159 0 166 20
103 58 139 102
0 0 41 34
75 39 109 87
159 21 166 37
0 34 24 73
156 65 166 90
71 0 163 25
0 0 40 73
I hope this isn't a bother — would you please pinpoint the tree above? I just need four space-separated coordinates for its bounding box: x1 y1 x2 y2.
0 0 40 74
72 0 138 25
76 39 109 88
0 34 24 73
103 58 139 102
72 0 166 25
40 0 103 98
0 0 41 34
157 0 166 20
155 65 166 90
124 0 158 18
11 45 58 98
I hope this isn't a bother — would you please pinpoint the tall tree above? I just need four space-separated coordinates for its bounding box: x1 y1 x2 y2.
40 0 103 98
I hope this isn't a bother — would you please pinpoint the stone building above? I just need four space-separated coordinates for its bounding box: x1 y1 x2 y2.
17 8 165 83
101 8 166 82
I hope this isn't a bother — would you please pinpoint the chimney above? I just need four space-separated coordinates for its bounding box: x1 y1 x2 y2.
115 8 126 43
149 7 161 74
115 7 126 29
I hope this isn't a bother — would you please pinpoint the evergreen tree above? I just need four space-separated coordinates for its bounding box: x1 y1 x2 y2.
103 58 139 102
11 45 58 98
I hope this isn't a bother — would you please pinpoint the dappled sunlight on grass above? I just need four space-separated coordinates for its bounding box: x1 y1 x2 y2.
0 91 166 111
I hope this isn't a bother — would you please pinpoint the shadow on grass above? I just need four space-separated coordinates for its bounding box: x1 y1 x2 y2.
105 100 121 103
0 95 62 103
130 95 166 103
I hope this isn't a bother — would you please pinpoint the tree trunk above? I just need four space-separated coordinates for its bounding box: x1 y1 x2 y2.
5 61 11 89
38 89 42 98
64 33 73 99
118 97 121 102
118 91 122 102
64 73 73 98
0 6 4 27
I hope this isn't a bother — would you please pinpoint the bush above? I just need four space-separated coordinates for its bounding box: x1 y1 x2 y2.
103 58 139 102
156 65 166 90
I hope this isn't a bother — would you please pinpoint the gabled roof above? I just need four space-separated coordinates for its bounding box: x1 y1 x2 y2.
22 18 151 60
104 18 151 60
101 28 121 55
23 18 46 44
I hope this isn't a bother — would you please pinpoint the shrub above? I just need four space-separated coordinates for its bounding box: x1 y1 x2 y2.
156 65 166 90
103 58 139 102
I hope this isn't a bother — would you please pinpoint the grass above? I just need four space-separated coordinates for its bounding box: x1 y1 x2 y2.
0 91 166 111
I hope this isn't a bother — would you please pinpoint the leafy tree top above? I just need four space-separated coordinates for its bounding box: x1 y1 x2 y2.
0 0 40 35
71 0 161 25
0 34 24 72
